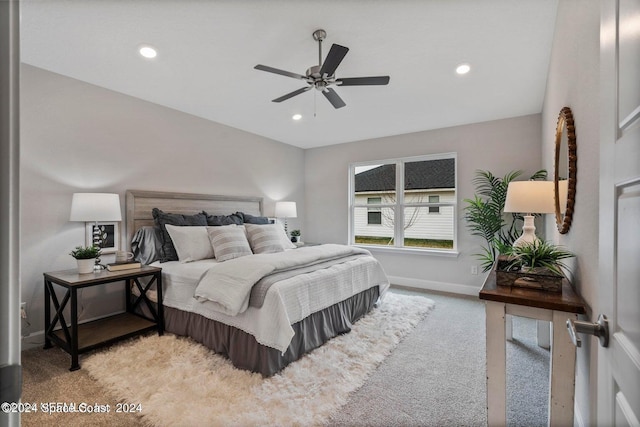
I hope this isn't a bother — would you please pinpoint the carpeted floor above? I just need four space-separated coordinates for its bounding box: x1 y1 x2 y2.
20 287 549 426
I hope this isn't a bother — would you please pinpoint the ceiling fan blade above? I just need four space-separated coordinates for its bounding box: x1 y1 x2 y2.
322 87 346 109
336 76 390 86
272 86 311 103
254 64 307 80
319 44 349 77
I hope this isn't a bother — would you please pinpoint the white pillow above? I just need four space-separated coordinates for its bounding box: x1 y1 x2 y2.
207 225 253 262
165 225 215 263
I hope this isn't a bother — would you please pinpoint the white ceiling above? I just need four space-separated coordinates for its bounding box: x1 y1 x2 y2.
20 0 558 149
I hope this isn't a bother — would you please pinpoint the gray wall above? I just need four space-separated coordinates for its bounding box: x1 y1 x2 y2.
304 114 542 294
540 1 600 425
20 65 305 344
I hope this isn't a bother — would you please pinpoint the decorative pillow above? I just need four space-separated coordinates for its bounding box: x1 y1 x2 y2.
165 225 214 263
202 211 244 226
238 212 270 224
207 225 252 262
244 223 295 254
152 208 207 262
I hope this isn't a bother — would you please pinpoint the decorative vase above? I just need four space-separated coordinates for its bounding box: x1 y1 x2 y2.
76 258 96 274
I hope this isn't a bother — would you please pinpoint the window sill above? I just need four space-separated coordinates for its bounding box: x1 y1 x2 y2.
353 244 460 257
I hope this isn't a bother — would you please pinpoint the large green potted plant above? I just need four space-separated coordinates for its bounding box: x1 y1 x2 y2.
464 169 547 271
70 245 101 274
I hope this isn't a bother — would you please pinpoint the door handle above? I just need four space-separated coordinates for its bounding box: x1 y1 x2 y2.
566 314 609 348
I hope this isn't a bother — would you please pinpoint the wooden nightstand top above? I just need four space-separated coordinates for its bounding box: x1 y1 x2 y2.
44 265 161 287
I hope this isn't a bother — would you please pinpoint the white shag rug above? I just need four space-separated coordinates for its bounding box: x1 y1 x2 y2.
84 292 434 427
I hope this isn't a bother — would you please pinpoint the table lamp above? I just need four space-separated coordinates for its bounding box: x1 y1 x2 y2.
503 181 555 247
274 201 297 235
70 193 122 268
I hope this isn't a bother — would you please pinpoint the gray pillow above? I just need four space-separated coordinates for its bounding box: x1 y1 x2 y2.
238 212 270 224
202 211 244 226
152 208 207 262
131 226 162 265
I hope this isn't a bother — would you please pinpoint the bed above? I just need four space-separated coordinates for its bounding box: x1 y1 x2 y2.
125 190 390 376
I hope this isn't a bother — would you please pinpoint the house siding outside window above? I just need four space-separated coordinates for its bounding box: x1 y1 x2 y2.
350 153 456 251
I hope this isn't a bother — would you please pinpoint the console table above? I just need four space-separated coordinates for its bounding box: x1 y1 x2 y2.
44 265 163 371
479 270 586 426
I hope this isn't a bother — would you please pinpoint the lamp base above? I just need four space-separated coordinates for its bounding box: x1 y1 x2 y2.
512 215 539 247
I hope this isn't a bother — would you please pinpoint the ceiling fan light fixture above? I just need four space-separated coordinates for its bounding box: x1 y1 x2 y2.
456 63 471 75
139 45 157 59
292 114 302 121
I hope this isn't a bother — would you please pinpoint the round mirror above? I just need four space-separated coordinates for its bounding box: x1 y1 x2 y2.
554 107 577 234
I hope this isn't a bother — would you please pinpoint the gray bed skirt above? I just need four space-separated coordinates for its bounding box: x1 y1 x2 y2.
161 286 380 376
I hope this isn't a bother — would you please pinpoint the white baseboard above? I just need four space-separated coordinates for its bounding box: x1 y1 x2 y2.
21 330 44 350
387 275 480 297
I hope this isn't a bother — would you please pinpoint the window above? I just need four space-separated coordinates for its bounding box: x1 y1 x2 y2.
350 153 456 251
367 197 382 224
428 195 440 213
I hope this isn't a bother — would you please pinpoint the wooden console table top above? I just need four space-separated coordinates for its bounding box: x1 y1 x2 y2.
479 270 586 314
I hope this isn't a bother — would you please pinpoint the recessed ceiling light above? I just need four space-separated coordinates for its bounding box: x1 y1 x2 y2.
292 114 302 121
139 46 157 59
456 63 471 75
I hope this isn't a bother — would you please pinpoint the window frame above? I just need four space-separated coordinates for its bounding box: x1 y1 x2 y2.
349 152 458 254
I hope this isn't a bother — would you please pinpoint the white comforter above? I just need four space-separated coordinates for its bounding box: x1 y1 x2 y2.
193 244 374 316
158 245 389 353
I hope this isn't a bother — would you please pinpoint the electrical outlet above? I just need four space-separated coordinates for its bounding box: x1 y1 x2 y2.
471 265 478 275
20 302 27 319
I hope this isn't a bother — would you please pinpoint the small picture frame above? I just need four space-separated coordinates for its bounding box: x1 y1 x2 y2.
85 221 120 254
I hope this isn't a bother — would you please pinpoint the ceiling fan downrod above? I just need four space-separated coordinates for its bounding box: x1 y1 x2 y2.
312 29 327 67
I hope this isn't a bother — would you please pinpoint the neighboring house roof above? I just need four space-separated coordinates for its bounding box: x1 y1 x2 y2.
355 159 455 192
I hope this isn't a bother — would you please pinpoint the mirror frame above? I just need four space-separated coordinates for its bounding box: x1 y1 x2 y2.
554 106 577 234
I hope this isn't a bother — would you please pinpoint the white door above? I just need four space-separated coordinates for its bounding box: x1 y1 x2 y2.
598 0 640 425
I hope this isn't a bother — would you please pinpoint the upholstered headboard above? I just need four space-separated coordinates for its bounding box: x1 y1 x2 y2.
125 190 263 250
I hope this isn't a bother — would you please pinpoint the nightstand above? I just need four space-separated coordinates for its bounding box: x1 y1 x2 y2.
43 265 163 371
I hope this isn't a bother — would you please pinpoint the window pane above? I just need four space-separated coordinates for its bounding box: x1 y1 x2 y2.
403 206 454 249
367 211 382 224
355 164 396 194
404 158 455 199
354 206 395 245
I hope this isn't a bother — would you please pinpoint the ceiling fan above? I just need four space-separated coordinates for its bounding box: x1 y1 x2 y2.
254 29 390 109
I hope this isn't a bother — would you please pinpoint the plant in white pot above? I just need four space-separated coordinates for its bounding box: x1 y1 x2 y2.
290 229 301 243
70 245 101 274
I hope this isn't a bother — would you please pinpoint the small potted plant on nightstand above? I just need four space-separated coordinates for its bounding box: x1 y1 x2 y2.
70 245 101 274
290 229 301 243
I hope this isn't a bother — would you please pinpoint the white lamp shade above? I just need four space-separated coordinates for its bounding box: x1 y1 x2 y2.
503 181 555 214
274 201 297 218
69 193 122 222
